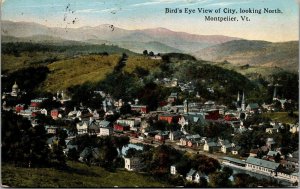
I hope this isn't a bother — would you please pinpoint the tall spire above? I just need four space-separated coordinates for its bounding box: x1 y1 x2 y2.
273 86 277 100
237 91 240 102
241 91 245 111
242 91 245 104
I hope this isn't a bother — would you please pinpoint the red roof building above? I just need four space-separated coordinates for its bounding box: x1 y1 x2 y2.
205 110 220 120
114 124 130 132
15 104 25 113
158 114 180 124
224 114 238 121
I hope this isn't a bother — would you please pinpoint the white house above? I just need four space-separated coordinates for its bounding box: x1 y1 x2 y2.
169 131 182 141
99 127 113 136
117 118 140 129
289 124 299 133
76 121 89 135
170 165 177 175
186 169 204 183
203 141 219 152
40 108 48 116
124 157 143 171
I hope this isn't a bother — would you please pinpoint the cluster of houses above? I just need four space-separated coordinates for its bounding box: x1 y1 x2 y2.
2 80 299 186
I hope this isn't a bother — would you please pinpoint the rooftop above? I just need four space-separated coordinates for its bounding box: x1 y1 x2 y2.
246 157 280 170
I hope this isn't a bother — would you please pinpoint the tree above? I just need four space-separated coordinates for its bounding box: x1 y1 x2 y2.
199 177 208 187
209 171 232 187
234 173 253 187
175 155 191 176
50 144 66 167
284 101 296 117
191 154 221 175
143 50 148 55
57 129 68 147
222 166 233 178
149 51 154 56
2 111 50 167
151 145 182 174
273 100 282 111
67 148 79 161
134 66 149 77
125 148 142 158
274 153 281 163
113 136 130 156
120 103 132 115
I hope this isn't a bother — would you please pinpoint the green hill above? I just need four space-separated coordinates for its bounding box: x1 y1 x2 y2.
40 54 121 92
1 42 135 74
194 40 299 73
2 162 170 187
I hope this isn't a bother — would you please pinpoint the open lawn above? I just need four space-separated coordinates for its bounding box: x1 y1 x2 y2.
40 54 121 92
215 62 284 79
124 55 162 73
1 52 66 73
1 161 170 188
262 112 299 124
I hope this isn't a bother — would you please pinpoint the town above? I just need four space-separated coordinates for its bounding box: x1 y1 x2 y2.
2 67 299 187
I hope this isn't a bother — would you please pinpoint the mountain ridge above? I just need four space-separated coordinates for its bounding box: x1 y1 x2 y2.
194 40 299 72
1 20 239 53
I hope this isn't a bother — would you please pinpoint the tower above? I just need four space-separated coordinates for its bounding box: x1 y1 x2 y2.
241 91 245 111
134 98 139 105
237 91 240 102
273 85 277 100
184 99 189 114
11 81 19 97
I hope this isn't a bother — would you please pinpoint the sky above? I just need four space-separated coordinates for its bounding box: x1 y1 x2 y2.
1 0 299 41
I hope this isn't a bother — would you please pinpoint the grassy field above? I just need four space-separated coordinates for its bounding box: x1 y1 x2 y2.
215 62 284 80
124 55 162 73
262 112 299 124
40 54 121 92
2 161 170 187
1 52 66 73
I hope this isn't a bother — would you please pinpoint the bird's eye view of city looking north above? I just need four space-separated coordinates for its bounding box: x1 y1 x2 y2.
0 0 299 188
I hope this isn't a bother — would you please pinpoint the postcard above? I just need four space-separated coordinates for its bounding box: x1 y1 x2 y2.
1 0 299 188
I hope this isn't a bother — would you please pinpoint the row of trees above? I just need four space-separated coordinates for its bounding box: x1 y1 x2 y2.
2 110 67 168
2 109 131 170
68 134 130 169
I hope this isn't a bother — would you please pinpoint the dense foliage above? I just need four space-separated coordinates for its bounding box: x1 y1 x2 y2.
2 42 134 55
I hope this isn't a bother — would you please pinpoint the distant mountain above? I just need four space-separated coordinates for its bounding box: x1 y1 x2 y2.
113 41 182 53
194 40 299 72
1 20 239 53
1 35 86 45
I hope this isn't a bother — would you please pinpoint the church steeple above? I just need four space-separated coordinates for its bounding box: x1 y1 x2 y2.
241 91 245 111
11 81 19 97
237 91 240 102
